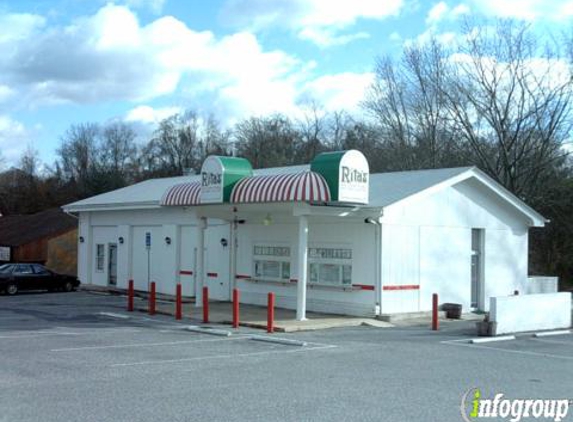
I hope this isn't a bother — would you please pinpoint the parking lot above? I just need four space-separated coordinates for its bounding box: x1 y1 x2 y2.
1 291 572 422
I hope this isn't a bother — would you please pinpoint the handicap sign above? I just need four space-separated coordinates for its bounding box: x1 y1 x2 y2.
145 232 151 249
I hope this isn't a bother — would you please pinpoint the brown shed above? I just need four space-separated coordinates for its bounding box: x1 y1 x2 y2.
0 208 78 275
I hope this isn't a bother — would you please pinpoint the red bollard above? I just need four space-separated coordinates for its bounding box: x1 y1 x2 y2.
202 286 209 323
149 282 156 316
127 279 134 312
232 288 240 328
175 283 182 320
267 292 275 333
432 293 439 331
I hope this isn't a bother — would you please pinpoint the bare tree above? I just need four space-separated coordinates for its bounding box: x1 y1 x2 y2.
364 41 464 170
441 20 572 199
57 123 100 196
234 114 300 168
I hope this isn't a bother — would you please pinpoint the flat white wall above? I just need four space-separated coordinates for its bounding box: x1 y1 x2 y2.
490 293 572 335
235 220 377 316
82 208 203 295
381 178 530 314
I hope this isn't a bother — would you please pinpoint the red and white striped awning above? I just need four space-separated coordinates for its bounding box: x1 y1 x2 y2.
161 181 201 206
231 171 331 204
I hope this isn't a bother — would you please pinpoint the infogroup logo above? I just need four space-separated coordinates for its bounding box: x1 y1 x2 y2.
460 388 571 422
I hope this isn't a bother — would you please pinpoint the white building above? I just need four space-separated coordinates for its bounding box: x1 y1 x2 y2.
63 151 546 319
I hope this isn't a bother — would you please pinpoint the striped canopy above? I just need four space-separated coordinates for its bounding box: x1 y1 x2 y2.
230 171 331 204
161 181 201 206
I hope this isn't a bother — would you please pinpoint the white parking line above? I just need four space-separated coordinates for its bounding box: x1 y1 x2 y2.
98 312 130 319
51 336 251 352
531 337 573 346
443 339 573 361
110 344 338 368
0 327 142 339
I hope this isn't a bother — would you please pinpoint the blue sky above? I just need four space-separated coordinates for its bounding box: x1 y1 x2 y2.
0 0 572 168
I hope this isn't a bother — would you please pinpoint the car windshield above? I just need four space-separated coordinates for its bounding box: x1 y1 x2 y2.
0 264 14 274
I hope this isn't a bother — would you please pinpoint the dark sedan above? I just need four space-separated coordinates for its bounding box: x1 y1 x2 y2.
0 263 80 295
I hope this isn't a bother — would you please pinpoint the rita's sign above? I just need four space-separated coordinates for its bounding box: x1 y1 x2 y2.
311 150 369 204
200 156 252 204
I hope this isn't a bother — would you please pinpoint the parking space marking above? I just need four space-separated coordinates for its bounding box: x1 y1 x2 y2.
50 335 251 352
0 327 142 339
443 339 573 361
531 337 573 346
98 312 130 319
110 344 338 368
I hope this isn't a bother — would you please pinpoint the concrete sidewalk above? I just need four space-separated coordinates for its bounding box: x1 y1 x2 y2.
133 298 393 332
83 285 477 332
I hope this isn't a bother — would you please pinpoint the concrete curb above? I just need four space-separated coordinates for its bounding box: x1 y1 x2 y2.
98 312 130 319
470 335 515 344
185 326 232 337
533 330 571 337
250 335 307 347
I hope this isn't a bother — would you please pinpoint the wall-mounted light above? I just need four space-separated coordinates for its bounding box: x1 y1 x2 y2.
118 236 124 244
220 238 228 247
79 236 85 243
263 213 272 226
165 236 172 245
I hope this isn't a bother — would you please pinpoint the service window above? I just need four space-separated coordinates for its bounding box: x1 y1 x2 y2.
308 247 352 286
96 244 105 272
253 245 291 282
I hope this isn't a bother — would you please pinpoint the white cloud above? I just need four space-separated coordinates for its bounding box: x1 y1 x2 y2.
123 0 166 14
0 13 45 44
0 4 301 115
221 0 403 47
0 85 15 103
0 115 34 165
426 2 470 25
125 105 182 124
0 4 378 137
301 72 374 112
451 4 471 17
427 2 449 24
298 28 370 48
467 0 573 20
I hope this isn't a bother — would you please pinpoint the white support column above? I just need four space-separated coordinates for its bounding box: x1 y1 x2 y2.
375 222 382 316
296 215 309 321
195 217 207 307
229 220 238 291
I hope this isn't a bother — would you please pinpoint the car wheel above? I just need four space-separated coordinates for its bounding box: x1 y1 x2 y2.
63 281 73 292
6 283 18 295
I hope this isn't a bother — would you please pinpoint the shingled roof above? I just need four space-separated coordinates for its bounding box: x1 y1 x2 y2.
0 208 77 247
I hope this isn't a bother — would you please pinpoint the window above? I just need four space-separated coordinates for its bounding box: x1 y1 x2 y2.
253 245 291 282
0 264 14 274
32 264 50 275
308 247 352 286
14 264 33 274
96 244 105 272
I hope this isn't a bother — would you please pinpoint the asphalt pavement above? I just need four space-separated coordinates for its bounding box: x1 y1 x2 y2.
1 291 572 422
